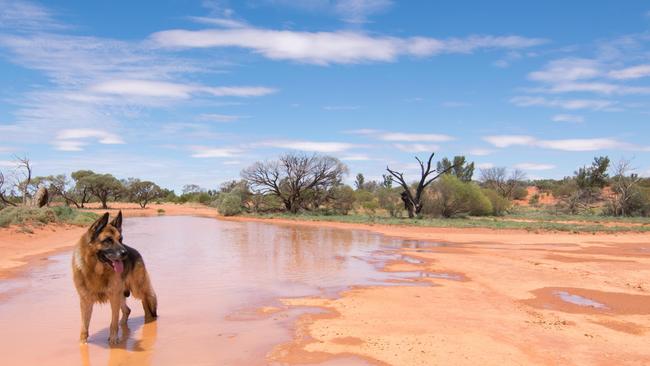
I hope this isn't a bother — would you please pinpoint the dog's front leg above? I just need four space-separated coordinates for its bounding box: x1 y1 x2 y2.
108 294 121 345
79 299 93 343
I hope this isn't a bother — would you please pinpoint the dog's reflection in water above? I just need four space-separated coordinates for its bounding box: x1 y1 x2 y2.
80 317 158 366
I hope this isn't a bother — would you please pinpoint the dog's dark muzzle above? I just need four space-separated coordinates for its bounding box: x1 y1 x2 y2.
98 246 127 274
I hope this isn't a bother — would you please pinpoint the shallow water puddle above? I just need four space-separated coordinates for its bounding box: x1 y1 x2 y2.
522 287 650 315
554 291 608 309
0 216 439 365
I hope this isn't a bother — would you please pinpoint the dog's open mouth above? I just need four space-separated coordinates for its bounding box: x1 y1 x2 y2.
111 260 124 274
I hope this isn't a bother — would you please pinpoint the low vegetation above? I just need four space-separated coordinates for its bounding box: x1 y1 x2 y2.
0 206 98 228
1 152 649 232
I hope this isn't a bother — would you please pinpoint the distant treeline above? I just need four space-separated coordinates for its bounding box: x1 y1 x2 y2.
1 153 649 218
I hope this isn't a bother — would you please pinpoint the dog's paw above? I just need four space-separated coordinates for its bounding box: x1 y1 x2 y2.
108 335 119 345
79 332 88 343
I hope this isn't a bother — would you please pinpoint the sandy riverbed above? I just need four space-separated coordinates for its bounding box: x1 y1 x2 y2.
1 205 649 365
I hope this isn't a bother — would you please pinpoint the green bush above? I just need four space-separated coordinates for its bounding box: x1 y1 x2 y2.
218 193 243 216
482 189 511 216
331 185 356 215
512 186 528 200
0 206 98 227
377 187 402 217
423 175 492 217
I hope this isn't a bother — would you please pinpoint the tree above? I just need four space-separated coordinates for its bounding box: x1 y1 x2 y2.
386 152 458 218
127 179 163 208
84 173 123 209
574 156 610 205
44 174 81 207
437 156 475 182
71 170 95 208
182 184 204 194
424 175 492 218
0 170 17 207
242 153 348 213
354 173 365 190
14 155 33 206
331 185 356 214
607 158 644 216
381 174 393 188
479 167 527 199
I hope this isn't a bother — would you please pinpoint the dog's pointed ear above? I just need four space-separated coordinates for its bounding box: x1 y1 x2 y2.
89 212 110 241
110 210 123 232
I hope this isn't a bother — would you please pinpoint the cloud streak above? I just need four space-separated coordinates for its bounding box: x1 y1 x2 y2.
151 27 547 65
483 135 645 152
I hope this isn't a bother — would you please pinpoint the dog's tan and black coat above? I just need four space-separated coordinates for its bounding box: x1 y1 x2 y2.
72 211 157 344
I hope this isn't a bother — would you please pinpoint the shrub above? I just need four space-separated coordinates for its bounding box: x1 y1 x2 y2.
423 175 492 218
512 186 528 200
377 187 402 217
218 193 243 216
482 189 511 216
528 193 540 206
0 206 97 227
331 185 356 215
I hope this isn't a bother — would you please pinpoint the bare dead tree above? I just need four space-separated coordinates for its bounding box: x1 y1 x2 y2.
609 158 641 216
479 167 526 199
0 171 17 207
14 155 33 206
242 153 348 213
386 152 457 218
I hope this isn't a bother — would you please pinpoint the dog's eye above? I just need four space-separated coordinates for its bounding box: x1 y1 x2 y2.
102 238 113 244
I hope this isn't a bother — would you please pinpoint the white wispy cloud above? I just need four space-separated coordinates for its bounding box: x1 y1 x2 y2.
151 27 547 65
528 58 602 83
476 162 494 169
514 163 555 170
379 132 454 142
53 129 125 151
257 140 356 152
0 0 66 30
198 113 249 122
341 155 372 161
483 135 536 148
187 16 248 28
609 64 650 80
393 143 440 153
468 148 494 156
90 79 276 98
190 146 243 158
260 0 393 24
484 135 641 152
510 96 616 110
552 114 584 123
334 0 393 24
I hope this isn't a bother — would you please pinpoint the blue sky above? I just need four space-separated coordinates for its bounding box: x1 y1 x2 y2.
1 0 650 191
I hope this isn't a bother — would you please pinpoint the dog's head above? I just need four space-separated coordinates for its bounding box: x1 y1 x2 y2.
87 211 126 274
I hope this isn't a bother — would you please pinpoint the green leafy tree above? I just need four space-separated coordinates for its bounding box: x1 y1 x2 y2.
127 179 163 208
84 173 123 209
437 156 475 182
354 173 365 190
71 170 95 208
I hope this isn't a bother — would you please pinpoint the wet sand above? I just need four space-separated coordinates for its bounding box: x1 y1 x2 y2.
1 212 650 365
0 216 424 365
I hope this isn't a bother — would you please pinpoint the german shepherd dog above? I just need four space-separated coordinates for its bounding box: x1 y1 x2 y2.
72 211 157 344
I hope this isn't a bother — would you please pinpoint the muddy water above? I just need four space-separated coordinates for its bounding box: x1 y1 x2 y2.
0 216 434 366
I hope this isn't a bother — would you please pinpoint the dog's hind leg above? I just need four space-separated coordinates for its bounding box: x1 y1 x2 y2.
142 291 157 323
120 296 131 326
79 299 93 343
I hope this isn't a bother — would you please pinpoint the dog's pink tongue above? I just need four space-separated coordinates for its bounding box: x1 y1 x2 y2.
111 260 124 274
